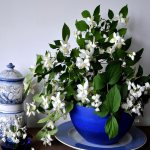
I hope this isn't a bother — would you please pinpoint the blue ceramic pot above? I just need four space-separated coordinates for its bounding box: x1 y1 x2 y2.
70 104 134 145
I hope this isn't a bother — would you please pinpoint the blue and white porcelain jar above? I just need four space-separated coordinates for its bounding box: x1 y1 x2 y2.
0 63 24 105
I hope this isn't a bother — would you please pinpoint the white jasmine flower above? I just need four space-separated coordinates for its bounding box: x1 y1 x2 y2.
13 138 19 144
91 94 102 111
79 49 94 60
145 82 150 90
46 121 55 129
76 78 90 103
59 40 71 55
42 52 54 70
127 81 132 90
131 102 142 116
26 102 37 117
119 13 129 25
121 103 129 110
128 52 136 61
41 134 53 146
51 92 65 113
110 32 125 49
41 96 49 110
74 31 81 38
99 48 105 54
76 57 90 71
23 133 27 139
86 38 97 51
129 84 144 99
122 61 126 67
106 47 114 54
87 16 97 29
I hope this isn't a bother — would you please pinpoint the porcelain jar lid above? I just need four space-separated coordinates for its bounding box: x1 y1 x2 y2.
0 63 24 82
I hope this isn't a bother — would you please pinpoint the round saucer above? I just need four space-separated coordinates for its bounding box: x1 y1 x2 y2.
55 121 147 150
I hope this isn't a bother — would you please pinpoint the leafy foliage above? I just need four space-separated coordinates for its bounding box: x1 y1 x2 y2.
24 4 150 144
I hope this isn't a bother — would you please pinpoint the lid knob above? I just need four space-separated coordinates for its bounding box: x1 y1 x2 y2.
7 63 15 70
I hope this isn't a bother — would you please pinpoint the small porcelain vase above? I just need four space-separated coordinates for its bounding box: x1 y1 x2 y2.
0 63 24 105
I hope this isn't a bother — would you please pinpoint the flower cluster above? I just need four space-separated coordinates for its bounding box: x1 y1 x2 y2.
0 116 27 144
24 5 150 144
122 82 150 115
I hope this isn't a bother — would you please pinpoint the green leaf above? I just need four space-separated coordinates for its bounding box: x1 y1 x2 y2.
122 38 132 51
105 115 119 139
60 72 69 80
106 85 121 113
38 115 50 124
121 83 128 100
47 128 58 135
62 23 70 41
65 102 74 113
52 111 62 121
49 44 58 49
70 48 79 58
53 65 65 73
35 65 43 74
76 20 89 31
119 5 128 18
109 21 118 32
46 84 52 94
93 73 106 91
77 38 85 49
118 28 127 36
123 67 135 79
126 48 144 66
113 49 126 59
57 51 65 62
33 94 42 103
36 55 43 64
54 40 61 46
93 5 100 16
108 9 114 19
82 10 91 18
136 65 143 77
36 130 46 140
65 83 75 96
106 62 122 85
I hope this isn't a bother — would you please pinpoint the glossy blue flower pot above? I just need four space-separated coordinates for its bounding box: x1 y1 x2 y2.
70 104 134 145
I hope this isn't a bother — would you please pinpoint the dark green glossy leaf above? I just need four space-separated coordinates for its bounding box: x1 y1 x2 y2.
57 51 65 62
118 28 127 36
122 38 132 51
119 5 128 18
75 20 89 31
62 23 70 41
136 65 143 77
77 38 85 49
82 10 91 18
106 62 122 85
105 115 119 139
93 73 106 91
93 5 100 16
108 9 114 19
106 85 121 113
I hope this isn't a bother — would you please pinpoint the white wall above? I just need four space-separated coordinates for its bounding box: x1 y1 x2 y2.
0 0 150 127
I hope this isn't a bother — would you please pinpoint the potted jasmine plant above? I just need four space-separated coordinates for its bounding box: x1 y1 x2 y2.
25 5 150 146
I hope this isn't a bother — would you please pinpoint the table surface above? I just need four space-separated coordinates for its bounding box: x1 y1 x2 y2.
29 126 149 150
0 126 149 150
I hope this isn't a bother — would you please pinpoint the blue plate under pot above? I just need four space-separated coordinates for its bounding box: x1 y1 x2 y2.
55 121 147 150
